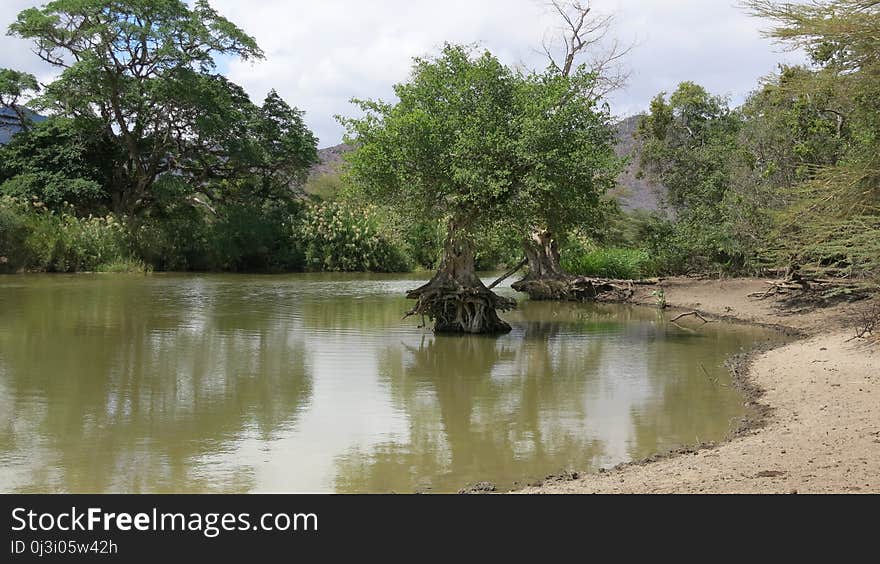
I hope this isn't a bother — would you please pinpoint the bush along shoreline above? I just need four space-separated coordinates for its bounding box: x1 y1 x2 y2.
0 196 419 275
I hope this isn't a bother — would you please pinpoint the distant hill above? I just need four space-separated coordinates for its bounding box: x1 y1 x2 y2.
611 114 667 213
308 116 668 213
310 143 355 178
0 107 47 144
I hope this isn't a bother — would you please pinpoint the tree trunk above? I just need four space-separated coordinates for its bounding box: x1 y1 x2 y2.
522 229 567 280
512 229 581 300
406 231 515 334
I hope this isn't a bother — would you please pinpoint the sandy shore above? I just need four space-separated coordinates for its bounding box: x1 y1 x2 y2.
521 277 880 494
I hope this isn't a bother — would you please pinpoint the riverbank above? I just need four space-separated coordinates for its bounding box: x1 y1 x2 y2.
521 277 880 494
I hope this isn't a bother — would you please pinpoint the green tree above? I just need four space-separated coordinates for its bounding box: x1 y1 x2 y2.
742 0 880 276
342 43 621 332
637 82 745 270
8 0 277 214
0 68 39 130
341 44 521 334
513 0 630 299
510 66 621 298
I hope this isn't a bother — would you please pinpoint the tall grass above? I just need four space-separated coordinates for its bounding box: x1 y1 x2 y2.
1 196 136 273
562 245 657 280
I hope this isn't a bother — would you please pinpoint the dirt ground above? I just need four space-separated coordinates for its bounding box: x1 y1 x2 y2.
520 277 880 494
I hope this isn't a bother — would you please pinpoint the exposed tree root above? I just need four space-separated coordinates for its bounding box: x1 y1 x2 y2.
404 232 515 335
512 275 658 303
405 275 515 334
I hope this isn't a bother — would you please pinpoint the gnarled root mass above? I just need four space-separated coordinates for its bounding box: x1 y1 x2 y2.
512 276 650 302
406 273 516 334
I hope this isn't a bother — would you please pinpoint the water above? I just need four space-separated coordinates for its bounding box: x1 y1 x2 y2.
0 273 783 493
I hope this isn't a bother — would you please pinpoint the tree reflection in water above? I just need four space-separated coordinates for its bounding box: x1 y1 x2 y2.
0 275 313 492
333 302 612 493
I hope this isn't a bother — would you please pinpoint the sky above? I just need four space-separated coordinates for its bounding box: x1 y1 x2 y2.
0 0 806 147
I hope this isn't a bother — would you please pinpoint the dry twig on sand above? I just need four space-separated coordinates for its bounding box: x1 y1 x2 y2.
848 303 879 342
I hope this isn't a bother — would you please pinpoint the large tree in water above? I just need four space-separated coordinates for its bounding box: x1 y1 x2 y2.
342 45 521 334
509 63 621 300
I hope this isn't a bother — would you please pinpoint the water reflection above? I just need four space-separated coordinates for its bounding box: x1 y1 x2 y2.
0 276 313 492
0 274 784 493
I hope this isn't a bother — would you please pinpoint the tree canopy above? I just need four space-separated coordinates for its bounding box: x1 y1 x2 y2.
341 44 521 238
7 0 316 214
342 43 618 250
0 68 39 129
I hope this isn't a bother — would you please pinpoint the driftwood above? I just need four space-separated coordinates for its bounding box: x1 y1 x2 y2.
747 271 871 300
670 311 713 324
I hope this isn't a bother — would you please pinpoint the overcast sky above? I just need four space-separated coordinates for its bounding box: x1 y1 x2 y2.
1 0 806 147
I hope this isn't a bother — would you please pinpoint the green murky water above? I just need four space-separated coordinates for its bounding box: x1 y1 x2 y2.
0 273 782 493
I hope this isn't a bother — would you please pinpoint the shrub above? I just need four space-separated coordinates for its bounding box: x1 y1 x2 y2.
297 201 411 272
0 196 133 272
0 196 31 272
209 202 304 272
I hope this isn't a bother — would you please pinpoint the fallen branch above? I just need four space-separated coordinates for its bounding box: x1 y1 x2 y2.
670 311 713 324
748 275 870 301
487 257 528 290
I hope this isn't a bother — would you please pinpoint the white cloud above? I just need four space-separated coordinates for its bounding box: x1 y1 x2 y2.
1 0 806 146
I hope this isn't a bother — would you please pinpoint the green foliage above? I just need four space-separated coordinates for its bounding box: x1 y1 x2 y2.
561 240 657 280
638 81 768 273
510 67 623 237
1 1 321 274
0 197 31 272
297 201 411 273
639 82 742 212
740 0 880 277
0 68 39 129
304 172 345 200
96 258 150 273
209 199 304 272
0 195 133 272
342 43 620 273
389 215 444 270
250 90 319 191
636 1 880 280
472 224 521 271
341 44 521 241
0 116 115 213
7 0 316 216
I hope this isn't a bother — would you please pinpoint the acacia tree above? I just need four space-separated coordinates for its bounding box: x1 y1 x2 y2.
8 0 316 215
341 45 520 334
740 0 880 276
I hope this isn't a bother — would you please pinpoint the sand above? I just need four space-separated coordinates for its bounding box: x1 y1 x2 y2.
520 277 880 494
